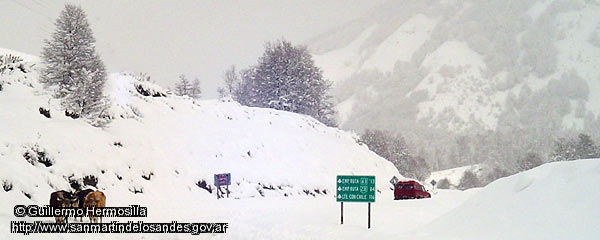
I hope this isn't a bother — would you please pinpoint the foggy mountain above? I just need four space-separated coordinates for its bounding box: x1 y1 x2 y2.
308 0 600 170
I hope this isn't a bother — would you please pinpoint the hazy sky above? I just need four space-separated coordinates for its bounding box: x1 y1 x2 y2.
1 0 384 98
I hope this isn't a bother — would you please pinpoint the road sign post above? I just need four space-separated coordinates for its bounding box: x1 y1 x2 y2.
336 175 375 229
214 173 231 199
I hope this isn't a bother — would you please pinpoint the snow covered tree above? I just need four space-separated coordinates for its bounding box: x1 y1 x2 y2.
41 4 107 120
174 74 190 96
236 39 336 126
551 134 599 162
574 134 599 160
516 152 544 172
218 65 240 99
189 78 202 99
174 75 201 99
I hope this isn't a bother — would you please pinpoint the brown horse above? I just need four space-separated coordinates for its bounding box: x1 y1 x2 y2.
83 190 106 223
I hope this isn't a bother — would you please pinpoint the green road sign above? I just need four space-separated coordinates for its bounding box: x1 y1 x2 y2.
336 175 375 202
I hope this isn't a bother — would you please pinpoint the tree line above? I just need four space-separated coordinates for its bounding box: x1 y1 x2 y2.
41 5 335 128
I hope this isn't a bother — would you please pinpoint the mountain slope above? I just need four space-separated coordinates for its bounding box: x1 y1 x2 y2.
309 0 600 132
308 0 600 170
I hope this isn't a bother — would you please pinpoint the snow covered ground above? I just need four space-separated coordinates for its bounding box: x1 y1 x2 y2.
2 159 598 239
2 49 599 239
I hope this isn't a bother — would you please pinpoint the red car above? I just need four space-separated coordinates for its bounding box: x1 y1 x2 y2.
394 180 431 200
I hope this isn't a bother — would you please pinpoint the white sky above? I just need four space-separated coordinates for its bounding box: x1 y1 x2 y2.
0 0 384 98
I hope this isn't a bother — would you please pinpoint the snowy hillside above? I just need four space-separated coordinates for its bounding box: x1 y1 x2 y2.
0 48 404 237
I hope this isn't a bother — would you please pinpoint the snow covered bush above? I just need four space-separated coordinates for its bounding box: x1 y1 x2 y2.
134 82 167 97
2 180 12 192
0 54 29 74
22 144 54 167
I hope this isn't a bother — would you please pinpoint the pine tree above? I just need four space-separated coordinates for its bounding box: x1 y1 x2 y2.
41 4 107 119
174 75 201 99
174 74 191 97
189 78 202 99
236 39 336 126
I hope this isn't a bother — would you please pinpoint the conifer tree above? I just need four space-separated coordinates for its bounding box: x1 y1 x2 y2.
41 4 107 119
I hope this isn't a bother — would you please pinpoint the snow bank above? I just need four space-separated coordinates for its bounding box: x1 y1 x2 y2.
414 159 600 240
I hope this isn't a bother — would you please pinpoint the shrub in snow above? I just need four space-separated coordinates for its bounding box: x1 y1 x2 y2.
0 54 30 74
68 175 81 190
129 186 143 194
83 175 98 188
22 191 32 199
437 178 451 189
38 107 51 118
516 152 544 172
141 172 154 181
64 109 80 119
2 180 12 192
458 170 482 190
22 144 53 167
196 180 213 194
135 82 167 97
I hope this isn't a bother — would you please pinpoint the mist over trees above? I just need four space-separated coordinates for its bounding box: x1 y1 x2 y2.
223 39 336 126
40 4 108 123
360 129 430 181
